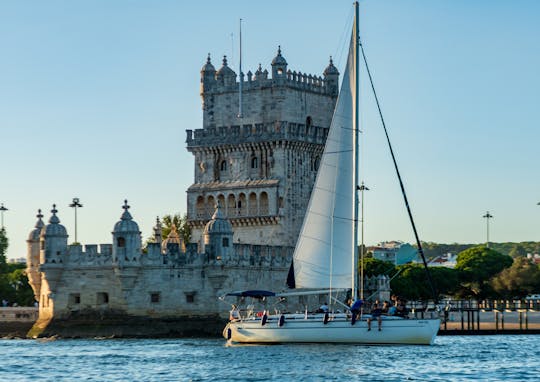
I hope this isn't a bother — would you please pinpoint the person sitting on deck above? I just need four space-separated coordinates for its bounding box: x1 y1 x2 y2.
388 302 397 316
350 299 363 320
395 300 409 318
382 301 390 314
229 305 240 321
319 302 329 313
367 302 383 331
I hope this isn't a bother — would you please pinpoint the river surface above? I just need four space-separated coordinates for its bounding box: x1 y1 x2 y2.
1 335 538 381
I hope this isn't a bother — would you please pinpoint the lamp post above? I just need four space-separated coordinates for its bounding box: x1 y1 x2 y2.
69 198 83 244
358 182 369 300
0 203 8 229
483 211 493 248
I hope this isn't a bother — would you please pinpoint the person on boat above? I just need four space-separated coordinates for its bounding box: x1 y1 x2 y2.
350 299 363 320
388 302 397 316
319 302 329 313
381 301 390 314
229 305 240 321
396 300 409 318
367 302 383 331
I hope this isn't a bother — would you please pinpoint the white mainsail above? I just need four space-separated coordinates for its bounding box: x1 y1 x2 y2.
293 35 357 289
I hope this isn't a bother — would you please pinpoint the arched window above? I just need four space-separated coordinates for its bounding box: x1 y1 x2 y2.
117 237 126 248
207 195 215 217
249 192 257 215
220 160 227 171
217 194 226 213
222 237 229 247
196 196 205 218
251 156 258 169
238 193 247 215
312 155 321 171
227 194 236 214
260 192 269 215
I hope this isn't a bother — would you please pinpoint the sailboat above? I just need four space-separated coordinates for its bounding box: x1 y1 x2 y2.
222 2 440 345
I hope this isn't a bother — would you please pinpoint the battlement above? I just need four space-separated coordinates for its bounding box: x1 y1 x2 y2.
67 243 113 258
204 68 334 96
186 121 328 149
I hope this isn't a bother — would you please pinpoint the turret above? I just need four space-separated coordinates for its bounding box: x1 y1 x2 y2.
216 55 236 87
112 200 142 265
26 209 44 302
271 45 288 80
162 224 185 255
39 204 68 264
323 56 340 96
203 202 233 262
153 216 163 247
200 53 216 93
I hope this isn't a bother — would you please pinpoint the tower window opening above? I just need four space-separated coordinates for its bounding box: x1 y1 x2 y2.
150 292 161 303
220 160 227 171
97 292 109 305
69 293 81 306
306 116 312 129
251 157 258 169
117 237 126 248
222 237 230 247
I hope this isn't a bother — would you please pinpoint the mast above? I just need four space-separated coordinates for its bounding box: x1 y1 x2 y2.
238 18 244 118
352 1 360 299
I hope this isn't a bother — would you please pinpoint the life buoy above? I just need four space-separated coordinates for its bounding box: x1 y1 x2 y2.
323 312 329 325
261 313 268 326
256 311 264 317
278 314 285 327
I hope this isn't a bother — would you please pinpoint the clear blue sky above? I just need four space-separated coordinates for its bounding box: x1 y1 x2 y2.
1 0 539 260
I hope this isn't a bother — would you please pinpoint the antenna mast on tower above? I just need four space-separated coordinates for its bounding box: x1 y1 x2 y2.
238 18 244 118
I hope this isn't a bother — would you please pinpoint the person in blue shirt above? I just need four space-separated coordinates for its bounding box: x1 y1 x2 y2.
350 299 363 324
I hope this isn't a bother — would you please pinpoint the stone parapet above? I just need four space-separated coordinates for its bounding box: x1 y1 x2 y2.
186 122 328 149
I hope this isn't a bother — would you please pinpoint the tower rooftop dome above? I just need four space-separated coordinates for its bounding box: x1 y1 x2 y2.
162 224 185 252
201 53 216 73
271 46 287 66
216 55 236 77
28 209 44 241
203 202 232 235
113 200 140 233
41 204 67 237
323 56 339 75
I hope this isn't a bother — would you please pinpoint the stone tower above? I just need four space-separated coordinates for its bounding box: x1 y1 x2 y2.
26 209 44 302
186 48 339 247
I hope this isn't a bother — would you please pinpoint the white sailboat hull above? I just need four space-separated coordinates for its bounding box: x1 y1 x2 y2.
224 315 440 345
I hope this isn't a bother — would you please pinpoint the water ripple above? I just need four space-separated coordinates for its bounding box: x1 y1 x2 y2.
0 336 539 381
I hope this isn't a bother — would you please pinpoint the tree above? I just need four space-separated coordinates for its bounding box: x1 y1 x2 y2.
361 258 395 277
391 264 434 300
509 244 528 258
145 213 192 250
0 228 8 273
490 257 540 299
455 246 513 299
162 213 191 244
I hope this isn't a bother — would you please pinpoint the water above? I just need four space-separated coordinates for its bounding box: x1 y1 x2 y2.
1 336 539 381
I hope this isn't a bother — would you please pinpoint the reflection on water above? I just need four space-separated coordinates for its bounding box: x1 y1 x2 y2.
1 335 539 381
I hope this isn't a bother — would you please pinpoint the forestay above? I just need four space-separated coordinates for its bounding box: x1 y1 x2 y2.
293 35 357 289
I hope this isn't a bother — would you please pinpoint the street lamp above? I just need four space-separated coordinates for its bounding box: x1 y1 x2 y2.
0 203 8 229
483 211 493 248
357 182 369 300
69 198 83 244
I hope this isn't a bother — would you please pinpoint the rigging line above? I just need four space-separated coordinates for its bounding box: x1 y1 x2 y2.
334 7 355 74
358 38 439 304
